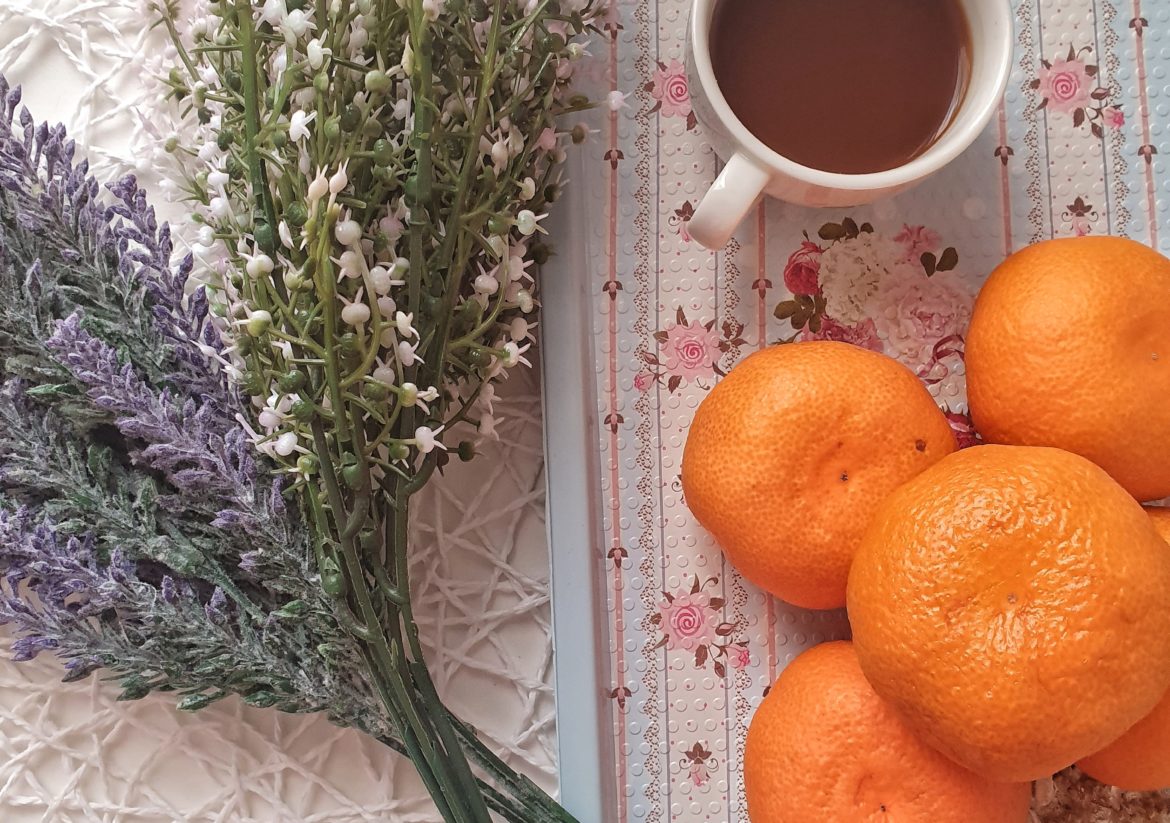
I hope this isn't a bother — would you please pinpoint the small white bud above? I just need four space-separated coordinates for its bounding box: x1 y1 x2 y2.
370 266 392 295
491 140 509 169
329 165 349 194
487 235 508 258
341 302 371 326
246 310 272 336
515 209 538 236
259 408 283 429
283 269 305 290
274 431 299 457
373 366 396 385
246 254 274 278
335 219 362 246
307 38 327 69
339 250 363 278
377 296 397 317
474 273 499 295
307 172 329 203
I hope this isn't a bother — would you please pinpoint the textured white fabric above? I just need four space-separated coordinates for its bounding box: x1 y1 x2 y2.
0 2 556 819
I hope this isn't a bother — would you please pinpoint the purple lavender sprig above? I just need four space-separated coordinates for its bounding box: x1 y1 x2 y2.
0 505 387 731
0 81 385 728
46 313 286 546
0 76 230 408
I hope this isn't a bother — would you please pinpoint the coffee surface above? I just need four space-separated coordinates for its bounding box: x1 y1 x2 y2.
710 0 971 174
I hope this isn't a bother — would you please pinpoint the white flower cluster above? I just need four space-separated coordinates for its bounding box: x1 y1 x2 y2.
156 0 595 474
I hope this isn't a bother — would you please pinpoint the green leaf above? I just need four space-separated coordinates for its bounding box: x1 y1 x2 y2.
818 222 846 241
23 382 74 398
937 247 959 272
774 300 799 320
275 599 310 619
244 690 279 708
921 252 938 276
177 693 216 712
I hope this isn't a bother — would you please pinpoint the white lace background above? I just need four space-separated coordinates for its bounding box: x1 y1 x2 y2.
0 2 557 820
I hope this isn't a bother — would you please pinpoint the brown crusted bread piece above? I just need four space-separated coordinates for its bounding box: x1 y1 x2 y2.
1032 768 1170 822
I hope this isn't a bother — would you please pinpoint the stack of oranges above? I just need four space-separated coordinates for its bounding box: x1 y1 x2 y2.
682 236 1170 821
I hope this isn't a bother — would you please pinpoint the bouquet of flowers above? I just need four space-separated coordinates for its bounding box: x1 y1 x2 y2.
0 0 596 817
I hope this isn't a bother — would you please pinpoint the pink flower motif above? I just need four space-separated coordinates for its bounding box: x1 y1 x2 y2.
650 58 692 119
633 371 655 392
865 271 973 373
893 224 941 262
783 241 823 295
730 645 751 669
801 316 883 352
662 320 720 382
1071 214 1092 237
1037 57 1092 114
658 592 716 652
689 761 711 787
1103 106 1125 128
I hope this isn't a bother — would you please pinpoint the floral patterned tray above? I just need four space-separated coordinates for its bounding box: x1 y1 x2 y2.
543 0 1170 820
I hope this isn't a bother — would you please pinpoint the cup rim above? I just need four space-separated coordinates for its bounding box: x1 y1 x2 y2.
689 0 1014 191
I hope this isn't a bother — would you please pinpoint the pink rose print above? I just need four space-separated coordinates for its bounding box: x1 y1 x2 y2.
783 241 823 295
730 644 751 669
662 320 721 382
800 316 882 352
657 592 716 652
633 371 656 392
681 742 716 789
868 270 972 379
646 59 698 129
1037 56 1092 114
1033 46 1115 137
644 309 747 393
651 576 742 676
893 224 942 262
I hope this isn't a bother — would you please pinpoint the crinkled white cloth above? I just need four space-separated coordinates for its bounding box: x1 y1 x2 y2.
0 2 556 820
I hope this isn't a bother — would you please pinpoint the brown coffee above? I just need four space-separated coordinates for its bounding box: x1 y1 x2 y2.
709 0 972 174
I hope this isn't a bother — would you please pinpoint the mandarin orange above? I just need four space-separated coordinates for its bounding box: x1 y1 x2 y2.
847 445 1170 782
681 341 955 610
965 236 1170 501
1076 507 1170 791
744 641 1033 823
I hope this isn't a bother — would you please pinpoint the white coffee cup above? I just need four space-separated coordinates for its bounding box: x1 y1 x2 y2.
686 0 1013 250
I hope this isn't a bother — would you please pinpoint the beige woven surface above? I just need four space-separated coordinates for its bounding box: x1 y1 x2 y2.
0 2 556 819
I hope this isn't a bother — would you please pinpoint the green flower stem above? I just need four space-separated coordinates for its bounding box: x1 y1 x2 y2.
309 419 484 823
233 0 279 250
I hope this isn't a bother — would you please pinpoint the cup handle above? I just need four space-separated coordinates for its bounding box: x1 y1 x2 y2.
688 152 771 250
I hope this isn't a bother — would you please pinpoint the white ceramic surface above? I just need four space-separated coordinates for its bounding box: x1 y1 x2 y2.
686 0 1015 249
